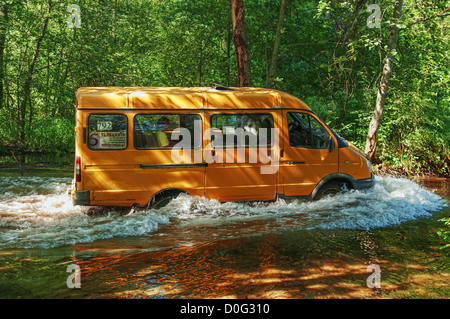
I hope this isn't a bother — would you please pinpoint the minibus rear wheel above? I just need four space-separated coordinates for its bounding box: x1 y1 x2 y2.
315 181 348 200
149 189 186 209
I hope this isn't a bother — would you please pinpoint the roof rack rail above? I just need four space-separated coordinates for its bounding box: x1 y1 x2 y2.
210 82 234 91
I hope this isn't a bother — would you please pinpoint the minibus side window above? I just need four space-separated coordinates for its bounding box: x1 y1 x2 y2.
210 113 274 148
134 113 202 149
88 113 128 150
288 112 331 149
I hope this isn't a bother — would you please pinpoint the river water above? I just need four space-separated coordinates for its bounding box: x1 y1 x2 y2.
0 172 448 300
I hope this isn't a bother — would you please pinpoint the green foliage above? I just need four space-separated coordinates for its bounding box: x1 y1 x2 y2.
0 109 74 155
301 0 449 175
437 218 450 249
26 117 75 154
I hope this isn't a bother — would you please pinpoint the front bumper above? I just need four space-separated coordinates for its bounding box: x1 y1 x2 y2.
353 175 375 190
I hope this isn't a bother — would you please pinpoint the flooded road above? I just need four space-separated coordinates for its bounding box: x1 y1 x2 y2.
0 171 448 299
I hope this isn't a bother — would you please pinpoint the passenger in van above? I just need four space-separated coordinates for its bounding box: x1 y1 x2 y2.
134 123 146 148
155 116 170 147
179 114 197 148
244 118 257 135
289 121 311 147
260 117 274 145
135 121 158 148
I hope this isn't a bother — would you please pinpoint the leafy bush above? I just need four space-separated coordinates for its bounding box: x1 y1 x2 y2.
26 117 75 154
438 218 450 249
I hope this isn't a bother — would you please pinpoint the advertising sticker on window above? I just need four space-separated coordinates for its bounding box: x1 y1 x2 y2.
99 132 126 149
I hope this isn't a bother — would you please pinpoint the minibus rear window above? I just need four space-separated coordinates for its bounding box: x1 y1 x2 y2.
210 113 274 148
134 113 202 149
87 113 128 150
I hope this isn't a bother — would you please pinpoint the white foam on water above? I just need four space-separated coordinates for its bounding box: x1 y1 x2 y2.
0 176 447 249
308 176 447 230
0 177 171 249
164 175 448 232
0 176 70 199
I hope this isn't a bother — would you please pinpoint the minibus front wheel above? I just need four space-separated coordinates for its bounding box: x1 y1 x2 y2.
314 180 350 200
149 189 187 209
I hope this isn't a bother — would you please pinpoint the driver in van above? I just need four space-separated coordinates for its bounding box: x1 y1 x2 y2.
289 121 311 147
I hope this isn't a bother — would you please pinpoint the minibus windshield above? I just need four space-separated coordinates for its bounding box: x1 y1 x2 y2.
311 112 348 148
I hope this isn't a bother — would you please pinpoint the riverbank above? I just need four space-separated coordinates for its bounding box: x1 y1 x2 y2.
373 163 449 179
0 163 73 177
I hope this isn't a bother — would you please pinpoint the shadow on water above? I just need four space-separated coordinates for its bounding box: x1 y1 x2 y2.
0 170 448 299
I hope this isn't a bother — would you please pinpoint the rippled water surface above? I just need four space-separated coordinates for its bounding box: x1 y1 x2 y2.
0 176 447 249
0 173 448 299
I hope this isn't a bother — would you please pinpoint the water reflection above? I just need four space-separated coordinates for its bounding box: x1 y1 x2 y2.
68 231 402 299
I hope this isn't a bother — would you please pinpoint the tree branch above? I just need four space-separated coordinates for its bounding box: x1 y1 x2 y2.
36 60 78 72
406 8 450 28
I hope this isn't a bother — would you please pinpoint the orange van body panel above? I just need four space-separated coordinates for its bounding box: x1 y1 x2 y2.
338 144 372 180
75 87 311 110
72 87 373 207
279 111 339 196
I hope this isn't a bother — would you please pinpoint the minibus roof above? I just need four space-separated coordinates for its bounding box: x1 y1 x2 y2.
75 87 311 111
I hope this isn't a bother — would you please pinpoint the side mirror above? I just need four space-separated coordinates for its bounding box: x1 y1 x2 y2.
329 136 335 152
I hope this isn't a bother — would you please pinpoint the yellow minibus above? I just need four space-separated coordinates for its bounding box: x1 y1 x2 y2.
70 86 374 209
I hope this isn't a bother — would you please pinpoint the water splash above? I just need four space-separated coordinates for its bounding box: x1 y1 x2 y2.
0 177 170 249
166 176 447 234
310 176 447 230
0 176 447 249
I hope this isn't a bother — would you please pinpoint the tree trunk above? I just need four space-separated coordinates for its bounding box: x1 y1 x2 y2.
230 0 252 87
226 26 232 86
18 1 50 146
266 0 287 89
364 0 403 161
0 1 8 109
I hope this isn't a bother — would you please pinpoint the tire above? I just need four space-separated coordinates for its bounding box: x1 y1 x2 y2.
150 189 185 209
315 181 347 200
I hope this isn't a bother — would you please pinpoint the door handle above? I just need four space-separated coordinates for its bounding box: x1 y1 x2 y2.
280 149 284 158
83 127 87 144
